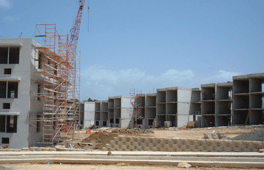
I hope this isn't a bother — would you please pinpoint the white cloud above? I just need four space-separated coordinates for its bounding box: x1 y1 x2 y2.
81 65 240 101
0 0 11 9
4 16 19 22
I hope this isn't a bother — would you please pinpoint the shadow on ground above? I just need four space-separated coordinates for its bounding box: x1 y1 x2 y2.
0 166 13 170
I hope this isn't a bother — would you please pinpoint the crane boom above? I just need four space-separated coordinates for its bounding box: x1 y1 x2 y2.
70 0 86 49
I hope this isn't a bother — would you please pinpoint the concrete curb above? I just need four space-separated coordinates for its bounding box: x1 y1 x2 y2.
1 151 264 157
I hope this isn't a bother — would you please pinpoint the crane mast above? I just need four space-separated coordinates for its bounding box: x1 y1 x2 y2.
70 0 86 50
69 0 85 131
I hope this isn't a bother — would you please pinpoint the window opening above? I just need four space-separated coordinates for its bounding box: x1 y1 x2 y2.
9 48 19 64
6 115 17 133
8 82 18 98
36 115 40 132
3 103 10 109
0 81 7 98
37 84 41 101
0 116 5 132
38 52 42 69
4 68 11 75
2 138 9 144
0 47 8 64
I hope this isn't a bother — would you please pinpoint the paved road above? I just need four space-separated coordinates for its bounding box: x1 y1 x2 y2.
0 151 264 168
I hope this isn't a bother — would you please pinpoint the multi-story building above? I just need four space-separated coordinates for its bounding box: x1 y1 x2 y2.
0 38 43 148
0 37 79 149
82 73 264 129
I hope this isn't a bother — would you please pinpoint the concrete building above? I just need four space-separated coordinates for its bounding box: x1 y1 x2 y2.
0 37 79 149
201 82 233 127
82 73 263 129
233 73 264 125
0 38 43 148
190 88 202 127
155 87 192 128
83 96 134 129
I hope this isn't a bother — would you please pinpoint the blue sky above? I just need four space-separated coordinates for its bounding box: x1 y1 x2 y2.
1 0 263 100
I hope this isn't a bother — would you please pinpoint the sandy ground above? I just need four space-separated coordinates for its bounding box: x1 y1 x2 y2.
152 126 263 139
1 164 263 170
73 125 264 142
1 126 264 169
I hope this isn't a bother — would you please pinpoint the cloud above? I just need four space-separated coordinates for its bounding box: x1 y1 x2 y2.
0 0 11 9
81 65 240 100
4 16 19 22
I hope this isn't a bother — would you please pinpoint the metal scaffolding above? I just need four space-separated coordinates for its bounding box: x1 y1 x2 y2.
34 24 80 145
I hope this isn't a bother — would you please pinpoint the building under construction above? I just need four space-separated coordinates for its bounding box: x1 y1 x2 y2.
0 29 80 148
82 72 264 130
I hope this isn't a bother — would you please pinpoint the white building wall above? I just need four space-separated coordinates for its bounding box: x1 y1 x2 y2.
83 102 95 129
0 38 34 148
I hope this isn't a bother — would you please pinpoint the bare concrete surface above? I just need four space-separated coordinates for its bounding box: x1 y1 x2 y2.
1 164 264 170
1 151 264 168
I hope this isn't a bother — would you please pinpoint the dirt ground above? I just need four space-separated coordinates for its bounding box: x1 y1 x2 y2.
1 164 263 170
152 126 264 139
1 126 264 169
70 125 264 150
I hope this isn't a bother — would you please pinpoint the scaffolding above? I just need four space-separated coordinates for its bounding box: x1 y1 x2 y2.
130 89 143 128
34 24 80 145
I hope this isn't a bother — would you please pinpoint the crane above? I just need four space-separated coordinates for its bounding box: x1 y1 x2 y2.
69 0 86 131
70 0 86 52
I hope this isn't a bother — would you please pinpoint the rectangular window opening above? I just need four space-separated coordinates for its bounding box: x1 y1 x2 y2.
0 81 7 98
9 47 19 64
2 138 9 144
37 84 41 101
6 115 17 133
38 52 43 69
8 82 18 98
3 103 10 109
4 68 11 75
0 47 8 64
36 115 40 132
0 115 6 132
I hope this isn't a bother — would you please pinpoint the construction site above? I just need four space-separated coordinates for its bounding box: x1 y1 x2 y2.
82 73 264 130
0 0 264 170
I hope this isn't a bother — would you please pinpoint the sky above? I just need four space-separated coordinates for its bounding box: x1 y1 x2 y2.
1 0 264 101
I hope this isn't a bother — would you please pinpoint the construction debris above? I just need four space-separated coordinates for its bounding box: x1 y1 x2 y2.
204 131 227 140
177 162 192 168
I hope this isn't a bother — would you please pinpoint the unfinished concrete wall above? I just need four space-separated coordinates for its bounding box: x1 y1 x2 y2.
177 88 192 127
215 83 233 127
201 84 216 127
83 102 95 129
145 94 156 128
95 101 101 128
233 73 264 126
114 97 121 128
120 96 133 129
108 97 114 127
100 101 108 127
190 88 201 127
